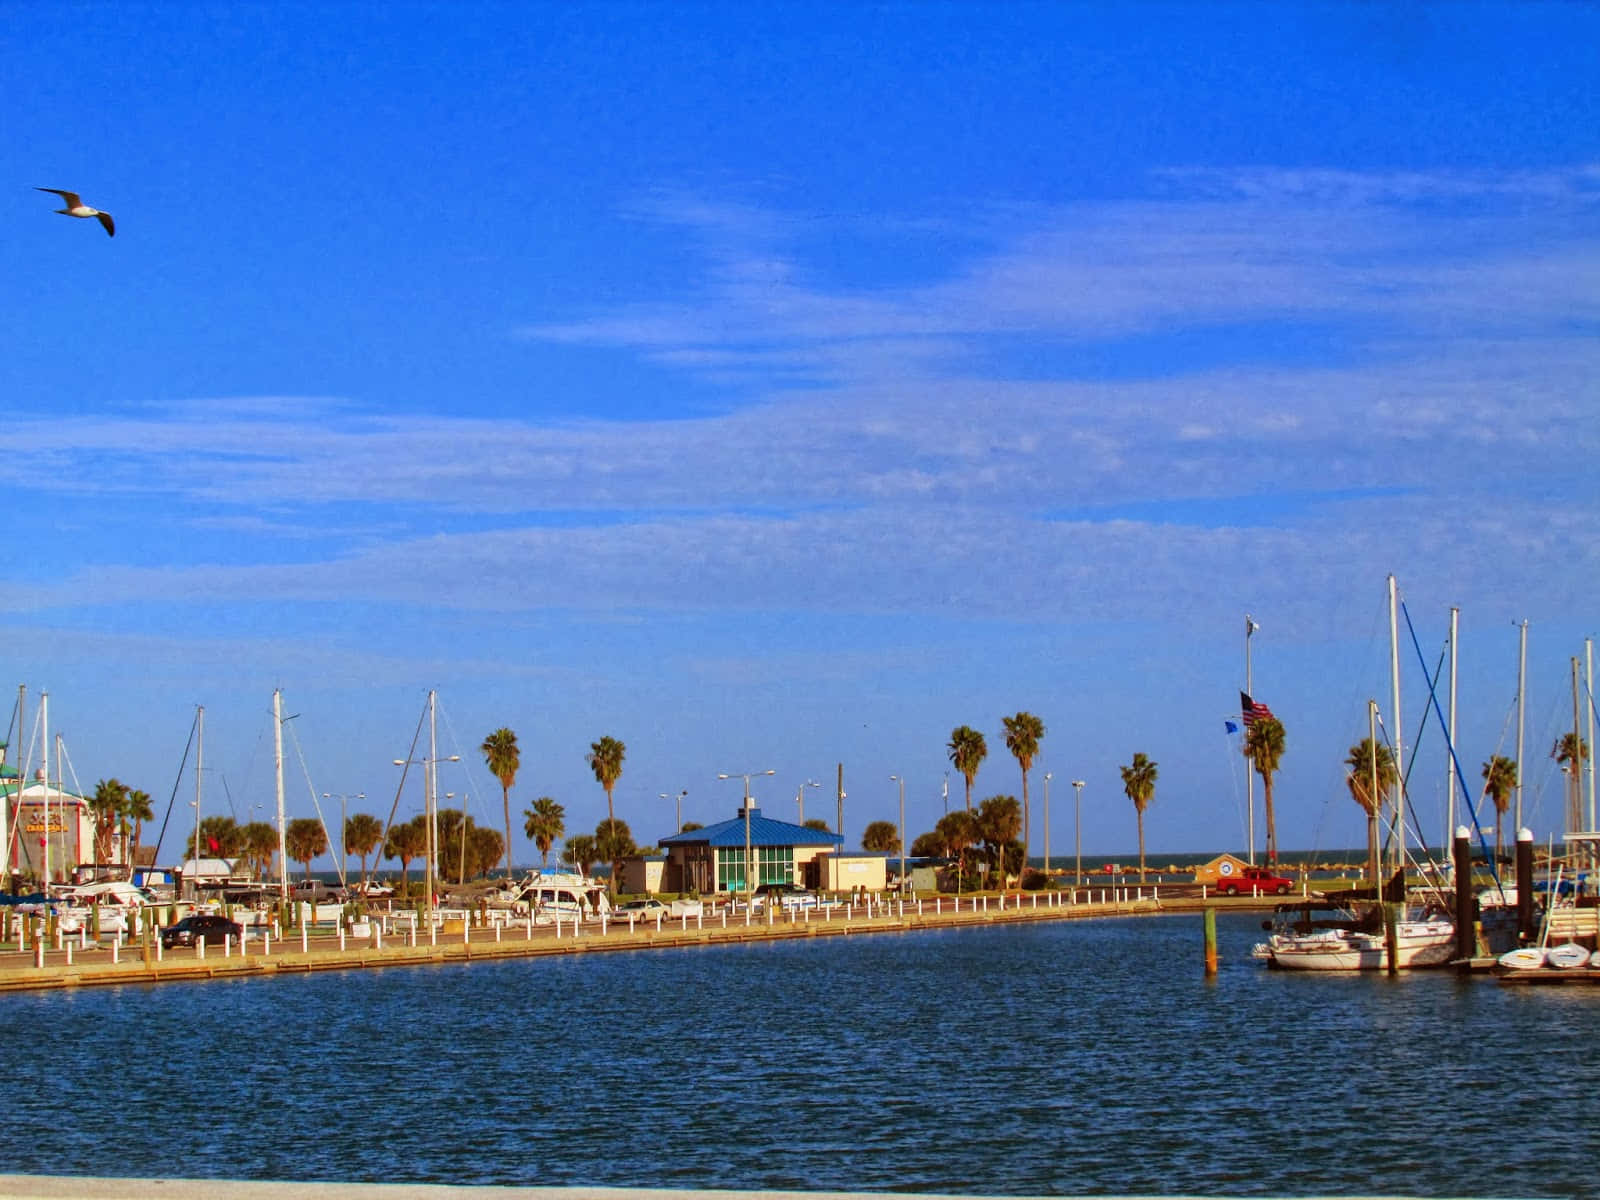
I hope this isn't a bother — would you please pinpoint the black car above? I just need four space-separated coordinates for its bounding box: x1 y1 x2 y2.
161 914 243 949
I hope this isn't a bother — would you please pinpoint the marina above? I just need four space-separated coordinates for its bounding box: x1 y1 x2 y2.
1 911 1596 1198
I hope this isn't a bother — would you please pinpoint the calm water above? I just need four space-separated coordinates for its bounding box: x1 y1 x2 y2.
3 913 1595 1197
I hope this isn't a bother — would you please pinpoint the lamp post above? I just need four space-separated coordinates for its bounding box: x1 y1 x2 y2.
889 774 906 893
797 779 819 824
660 789 688 833
717 769 774 904
322 792 365 882
1071 780 1086 887
1043 772 1052 875
394 750 460 916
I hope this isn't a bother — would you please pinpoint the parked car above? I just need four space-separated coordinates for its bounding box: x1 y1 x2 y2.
291 880 347 903
161 914 244 948
351 880 395 898
612 898 671 923
751 882 818 911
1217 866 1294 896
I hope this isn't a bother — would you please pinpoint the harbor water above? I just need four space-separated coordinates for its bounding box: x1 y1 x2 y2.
2 912 1594 1198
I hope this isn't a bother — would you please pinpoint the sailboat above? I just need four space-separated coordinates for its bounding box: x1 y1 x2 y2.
1265 576 1458 972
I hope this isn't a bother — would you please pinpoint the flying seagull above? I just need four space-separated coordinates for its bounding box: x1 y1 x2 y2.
35 188 114 237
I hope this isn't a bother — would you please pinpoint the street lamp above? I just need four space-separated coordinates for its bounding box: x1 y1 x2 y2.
322 792 365 881
717 769 774 904
394 753 459 913
660 789 688 833
1071 780 1086 888
889 775 906 893
1043 773 1052 875
797 779 820 824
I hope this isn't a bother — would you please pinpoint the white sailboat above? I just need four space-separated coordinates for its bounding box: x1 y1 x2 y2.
1266 576 1457 972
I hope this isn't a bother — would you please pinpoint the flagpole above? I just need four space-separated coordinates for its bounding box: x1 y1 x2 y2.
1245 614 1258 867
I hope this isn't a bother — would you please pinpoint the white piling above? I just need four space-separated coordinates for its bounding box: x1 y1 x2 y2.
111 939 119 964
197 938 205 960
338 928 346 952
64 942 72 965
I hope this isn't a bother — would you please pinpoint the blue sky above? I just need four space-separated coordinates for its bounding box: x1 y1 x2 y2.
4 2 1598 872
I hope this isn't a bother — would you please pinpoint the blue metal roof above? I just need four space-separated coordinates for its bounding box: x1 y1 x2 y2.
660 807 844 850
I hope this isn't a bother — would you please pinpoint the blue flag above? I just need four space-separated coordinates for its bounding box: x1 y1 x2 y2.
1224 719 1239 734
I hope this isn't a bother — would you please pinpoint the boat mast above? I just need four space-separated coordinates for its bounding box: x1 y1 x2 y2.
1387 576 1405 887
1586 639 1596 859
41 690 49 886
1368 698 1381 889
274 688 288 904
1570 658 1583 846
1515 620 1527 834
1 684 18 886
1245 613 1259 866
194 705 204 876
427 689 439 915
1446 606 1459 854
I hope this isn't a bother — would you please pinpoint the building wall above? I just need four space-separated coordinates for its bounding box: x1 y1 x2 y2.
6 794 93 882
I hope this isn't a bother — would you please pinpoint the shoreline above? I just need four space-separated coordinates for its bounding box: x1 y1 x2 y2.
0 889 1267 994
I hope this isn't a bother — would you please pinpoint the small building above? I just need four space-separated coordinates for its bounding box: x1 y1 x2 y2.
616 855 666 895
1194 853 1253 886
2 771 96 884
659 805 844 896
812 851 889 894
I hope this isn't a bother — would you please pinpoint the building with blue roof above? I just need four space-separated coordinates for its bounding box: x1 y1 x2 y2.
659 803 844 895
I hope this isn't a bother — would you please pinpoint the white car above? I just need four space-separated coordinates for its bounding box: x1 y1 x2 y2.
611 898 671 924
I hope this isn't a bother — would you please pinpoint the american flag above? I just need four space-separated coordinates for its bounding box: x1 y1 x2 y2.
1240 691 1274 728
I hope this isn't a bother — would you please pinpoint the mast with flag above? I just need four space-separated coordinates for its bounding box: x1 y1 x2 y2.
1243 615 1260 865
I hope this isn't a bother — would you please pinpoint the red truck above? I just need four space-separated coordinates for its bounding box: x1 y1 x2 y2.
1217 866 1294 895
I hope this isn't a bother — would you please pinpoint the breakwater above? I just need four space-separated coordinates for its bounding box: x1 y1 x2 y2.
0 886 1246 993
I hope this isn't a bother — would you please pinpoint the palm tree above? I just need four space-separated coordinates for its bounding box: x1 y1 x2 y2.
862 820 900 854
88 778 129 866
1119 753 1159 878
285 817 328 881
343 812 384 885
1002 712 1045 878
198 815 243 859
1552 733 1590 834
1481 755 1518 864
1345 738 1397 881
947 726 988 812
126 789 153 862
976 794 1021 889
523 796 565 868
935 808 980 887
240 821 278 879
1245 717 1287 863
594 817 636 886
586 736 626 829
562 833 599 878
384 816 428 889
480 727 519 878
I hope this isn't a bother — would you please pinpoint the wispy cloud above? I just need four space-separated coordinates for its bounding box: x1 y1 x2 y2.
6 167 1596 646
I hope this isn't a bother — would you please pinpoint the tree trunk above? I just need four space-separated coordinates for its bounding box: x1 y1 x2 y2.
1019 770 1030 887
502 785 512 879
1262 770 1277 863
1137 810 1145 879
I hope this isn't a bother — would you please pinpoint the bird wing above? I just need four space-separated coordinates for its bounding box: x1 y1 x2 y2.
36 187 82 205
95 211 115 237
